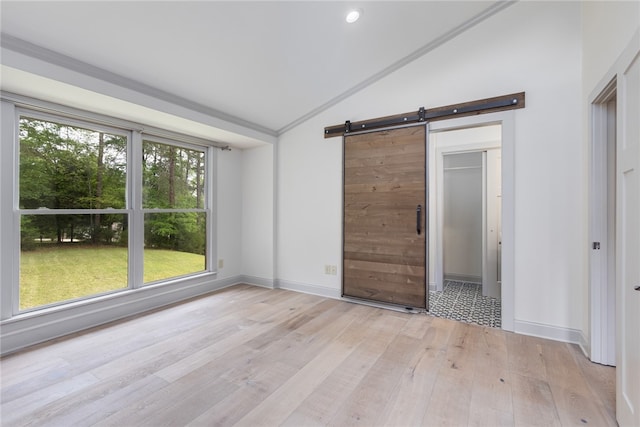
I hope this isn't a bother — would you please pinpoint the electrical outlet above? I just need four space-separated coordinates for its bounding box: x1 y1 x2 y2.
325 265 338 275
218 259 224 269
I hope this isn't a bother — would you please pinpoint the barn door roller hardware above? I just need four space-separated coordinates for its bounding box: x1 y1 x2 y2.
324 92 525 138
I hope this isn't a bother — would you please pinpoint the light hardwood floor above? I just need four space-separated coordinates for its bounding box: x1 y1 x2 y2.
0 284 616 426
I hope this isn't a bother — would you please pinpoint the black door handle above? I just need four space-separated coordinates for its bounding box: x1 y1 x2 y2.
416 205 422 235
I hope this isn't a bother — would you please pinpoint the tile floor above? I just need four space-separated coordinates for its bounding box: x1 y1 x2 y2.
429 280 501 328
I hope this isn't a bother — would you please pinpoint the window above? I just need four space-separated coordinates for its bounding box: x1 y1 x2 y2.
142 139 207 283
16 112 213 312
18 116 129 310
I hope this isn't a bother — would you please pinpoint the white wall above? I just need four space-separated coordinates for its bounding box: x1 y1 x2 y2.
216 148 243 279
582 1 640 95
277 2 585 335
277 119 343 297
241 145 274 283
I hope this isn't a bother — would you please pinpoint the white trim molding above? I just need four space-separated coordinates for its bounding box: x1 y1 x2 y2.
274 279 341 300
238 275 275 289
514 319 589 350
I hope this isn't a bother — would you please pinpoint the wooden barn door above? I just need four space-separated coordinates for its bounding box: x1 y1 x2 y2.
343 125 427 308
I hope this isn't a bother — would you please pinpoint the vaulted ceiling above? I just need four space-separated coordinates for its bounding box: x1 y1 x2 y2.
1 1 512 147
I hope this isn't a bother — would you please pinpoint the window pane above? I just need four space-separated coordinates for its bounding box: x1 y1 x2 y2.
20 214 128 310
144 212 206 283
19 117 127 210
143 141 205 208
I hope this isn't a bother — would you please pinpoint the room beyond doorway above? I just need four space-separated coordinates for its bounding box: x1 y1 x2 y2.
428 123 502 327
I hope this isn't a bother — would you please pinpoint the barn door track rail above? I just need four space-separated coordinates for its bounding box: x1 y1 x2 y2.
324 92 525 138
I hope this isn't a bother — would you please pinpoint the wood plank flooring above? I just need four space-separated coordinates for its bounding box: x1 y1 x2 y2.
0 285 616 426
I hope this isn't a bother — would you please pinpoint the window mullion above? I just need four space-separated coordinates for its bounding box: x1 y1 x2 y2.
130 130 144 289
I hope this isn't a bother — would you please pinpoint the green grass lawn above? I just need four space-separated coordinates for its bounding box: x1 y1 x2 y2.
19 246 205 310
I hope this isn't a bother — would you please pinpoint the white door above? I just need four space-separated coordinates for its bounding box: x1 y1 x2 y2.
616 48 640 427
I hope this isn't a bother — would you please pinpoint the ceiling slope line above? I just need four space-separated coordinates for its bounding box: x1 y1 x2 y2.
276 0 518 136
0 33 279 139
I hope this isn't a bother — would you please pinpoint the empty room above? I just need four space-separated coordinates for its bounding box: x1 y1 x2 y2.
1 1 638 426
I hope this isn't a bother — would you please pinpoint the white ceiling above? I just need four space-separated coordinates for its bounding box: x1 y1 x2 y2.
1 1 510 147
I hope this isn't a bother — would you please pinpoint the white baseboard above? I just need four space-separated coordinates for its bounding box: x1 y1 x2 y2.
0 274 241 356
275 279 341 299
238 275 274 289
578 334 590 359
2 272 591 358
429 281 437 292
514 319 588 347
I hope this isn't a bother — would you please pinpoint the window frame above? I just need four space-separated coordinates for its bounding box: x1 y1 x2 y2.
7 103 218 316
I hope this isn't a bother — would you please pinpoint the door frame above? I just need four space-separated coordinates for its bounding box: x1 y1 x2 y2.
428 111 515 331
589 78 617 366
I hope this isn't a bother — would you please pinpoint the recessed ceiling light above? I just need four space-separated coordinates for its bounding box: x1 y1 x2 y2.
346 9 362 24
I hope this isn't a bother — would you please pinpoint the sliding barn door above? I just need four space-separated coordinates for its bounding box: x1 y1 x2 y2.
343 125 427 308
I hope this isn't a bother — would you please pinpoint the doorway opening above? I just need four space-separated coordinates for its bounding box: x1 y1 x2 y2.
589 78 617 366
428 124 502 328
